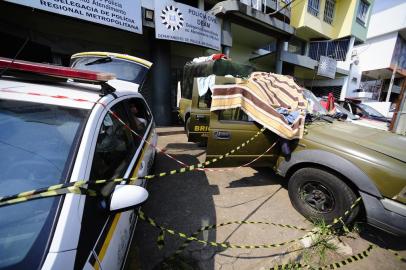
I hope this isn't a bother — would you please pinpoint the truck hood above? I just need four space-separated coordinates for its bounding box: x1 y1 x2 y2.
306 121 406 163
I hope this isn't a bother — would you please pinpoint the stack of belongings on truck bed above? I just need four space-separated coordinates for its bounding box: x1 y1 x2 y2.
210 72 307 139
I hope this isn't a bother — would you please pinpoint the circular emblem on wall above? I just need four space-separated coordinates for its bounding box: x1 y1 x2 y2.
161 5 184 31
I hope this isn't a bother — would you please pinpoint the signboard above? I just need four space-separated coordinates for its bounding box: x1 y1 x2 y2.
317 56 337 79
5 0 142 34
154 1 221 51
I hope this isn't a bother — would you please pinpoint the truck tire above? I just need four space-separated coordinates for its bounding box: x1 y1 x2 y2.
185 116 190 137
288 167 359 225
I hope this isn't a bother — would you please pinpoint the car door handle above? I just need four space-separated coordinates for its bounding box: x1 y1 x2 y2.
196 114 207 122
214 131 231 140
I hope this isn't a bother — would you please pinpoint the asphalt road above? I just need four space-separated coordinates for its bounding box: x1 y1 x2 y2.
127 127 406 270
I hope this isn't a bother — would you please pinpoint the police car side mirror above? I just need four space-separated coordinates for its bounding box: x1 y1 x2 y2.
109 185 148 212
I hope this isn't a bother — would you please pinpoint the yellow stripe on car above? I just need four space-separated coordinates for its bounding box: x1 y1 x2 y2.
93 130 152 267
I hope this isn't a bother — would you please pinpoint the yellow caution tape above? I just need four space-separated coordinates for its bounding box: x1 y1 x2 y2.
0 128 266 207
269 245 374 269
139 196 404 268
139 198 361 250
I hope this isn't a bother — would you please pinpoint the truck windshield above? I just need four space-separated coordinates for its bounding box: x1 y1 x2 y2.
0 100 87 270
358 104 385 118
303 89 328 115
335 103 358 120
71 56 149 85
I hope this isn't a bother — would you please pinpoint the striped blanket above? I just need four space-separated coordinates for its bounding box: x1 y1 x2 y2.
210 72 307 139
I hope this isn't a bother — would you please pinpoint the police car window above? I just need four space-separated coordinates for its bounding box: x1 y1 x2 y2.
0 100 87 270
219 108 252 122
90 103 135 181
126 98 151 139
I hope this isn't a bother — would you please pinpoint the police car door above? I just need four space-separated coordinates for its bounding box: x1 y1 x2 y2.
206 108 279 167
77 100 139 270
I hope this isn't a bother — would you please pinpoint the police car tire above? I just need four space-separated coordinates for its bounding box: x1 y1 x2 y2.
288 167 359 226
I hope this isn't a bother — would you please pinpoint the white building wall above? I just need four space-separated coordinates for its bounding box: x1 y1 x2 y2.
356 32 398 72
343 0 406 99
141 0 154 9
366 0 406 39
344 63 362 98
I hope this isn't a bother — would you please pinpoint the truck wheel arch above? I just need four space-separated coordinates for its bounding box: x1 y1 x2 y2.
184 112 190 131
277 150 382 198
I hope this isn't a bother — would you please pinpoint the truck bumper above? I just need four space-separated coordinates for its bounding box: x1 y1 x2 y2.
360 191 406 236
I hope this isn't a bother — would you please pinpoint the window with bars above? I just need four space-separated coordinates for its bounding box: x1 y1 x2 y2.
323 0 335 24
307 0 320 17
308 38 350 61
357 0 370 25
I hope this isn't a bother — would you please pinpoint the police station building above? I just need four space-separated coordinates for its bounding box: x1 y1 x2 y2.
0 0 293 125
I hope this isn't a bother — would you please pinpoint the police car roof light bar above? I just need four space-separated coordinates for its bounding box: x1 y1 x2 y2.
0 57 116 82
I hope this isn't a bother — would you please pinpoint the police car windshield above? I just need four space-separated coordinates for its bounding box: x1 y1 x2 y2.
72 56 148 85
0 100 87 269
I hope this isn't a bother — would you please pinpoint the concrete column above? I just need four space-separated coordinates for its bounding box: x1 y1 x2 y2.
222 45 231 57
151 39 172 126
387 63 398 102
304 42 310 56
345 36 355 63
221 19 232 55
198 0 204 10
275 40 285 74
340 76 349 100
341 37 356 100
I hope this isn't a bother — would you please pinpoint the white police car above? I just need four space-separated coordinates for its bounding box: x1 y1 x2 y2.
0 55 157 270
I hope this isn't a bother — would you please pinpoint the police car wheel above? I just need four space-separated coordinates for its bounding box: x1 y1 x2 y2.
288 167 359 226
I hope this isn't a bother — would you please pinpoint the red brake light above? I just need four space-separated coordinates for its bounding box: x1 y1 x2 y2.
0 57 115 82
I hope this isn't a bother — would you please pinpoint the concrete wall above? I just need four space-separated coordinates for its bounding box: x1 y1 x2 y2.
345 63 362 98
291 0 372 41
350 0 374 42
367 0 406 39
356 32 398 72
334 0 357 38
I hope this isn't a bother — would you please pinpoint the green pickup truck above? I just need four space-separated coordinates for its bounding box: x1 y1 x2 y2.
179 67 406 236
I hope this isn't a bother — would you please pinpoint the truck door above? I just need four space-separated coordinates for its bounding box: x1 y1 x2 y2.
188 76 238 144
205 108 280 168
188 78 211 143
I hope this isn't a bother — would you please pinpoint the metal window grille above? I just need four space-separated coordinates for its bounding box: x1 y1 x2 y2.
308 38 350 61
262 0 292 12
307 0 320 16
323 0 335 24
356 0 369 25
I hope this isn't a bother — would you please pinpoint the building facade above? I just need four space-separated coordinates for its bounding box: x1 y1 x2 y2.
284 0 374 100
0 0 377 123
0 0 295 125
350 0 406 105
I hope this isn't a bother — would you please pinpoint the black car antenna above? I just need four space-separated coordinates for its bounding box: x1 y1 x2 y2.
0 35 30 78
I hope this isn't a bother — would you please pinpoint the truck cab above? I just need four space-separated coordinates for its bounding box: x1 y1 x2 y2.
202 83 406 236
178 59 253 144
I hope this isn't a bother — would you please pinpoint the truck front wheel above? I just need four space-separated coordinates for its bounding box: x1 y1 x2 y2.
288 167 359 225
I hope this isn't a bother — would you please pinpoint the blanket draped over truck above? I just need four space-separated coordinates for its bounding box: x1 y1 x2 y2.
210 72 308 139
